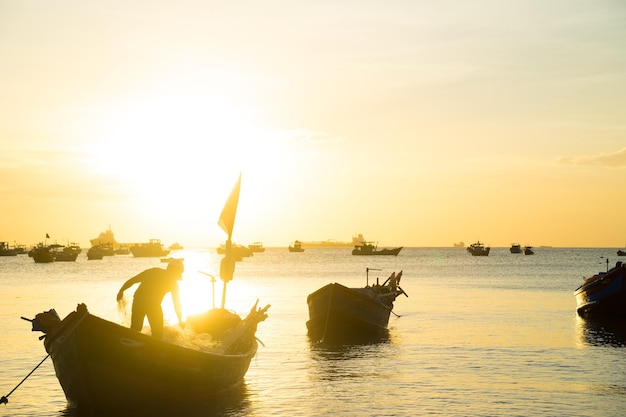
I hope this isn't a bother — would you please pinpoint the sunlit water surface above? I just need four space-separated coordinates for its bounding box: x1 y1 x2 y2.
2 247 625 416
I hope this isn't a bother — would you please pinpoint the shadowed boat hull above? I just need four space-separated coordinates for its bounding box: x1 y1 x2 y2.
575 263 626 318
40 304 257 412
306 283 399 344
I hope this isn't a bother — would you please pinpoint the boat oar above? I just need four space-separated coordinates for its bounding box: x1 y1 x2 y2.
1 354 50 405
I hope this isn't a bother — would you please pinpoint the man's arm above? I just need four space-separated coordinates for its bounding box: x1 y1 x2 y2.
116 271 145 301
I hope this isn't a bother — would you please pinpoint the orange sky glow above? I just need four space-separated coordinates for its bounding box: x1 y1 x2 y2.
1 1 625 249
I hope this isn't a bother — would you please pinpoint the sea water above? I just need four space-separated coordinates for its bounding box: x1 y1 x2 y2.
1 247 625 416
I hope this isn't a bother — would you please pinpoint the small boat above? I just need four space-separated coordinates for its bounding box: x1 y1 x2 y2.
24 303 268 413
114 246 130 255
524 246 534 255
86 245 105 260
0 241 18 256
617 249 626 257
575 260 626 318
30 243 58 263
453 241 465 248
23 174 270 413
467 241 490 256
217 243 252 259
169 242 184 250
306 269 408 344
351 242 402 256
248 242 265 253
54 244 81 262
130 239 170 258
510 243 522 254
288 240 305 252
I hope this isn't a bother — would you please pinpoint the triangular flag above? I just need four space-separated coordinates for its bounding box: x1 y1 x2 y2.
217 174 241 239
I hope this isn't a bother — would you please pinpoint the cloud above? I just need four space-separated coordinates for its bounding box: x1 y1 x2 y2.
559 147 626 168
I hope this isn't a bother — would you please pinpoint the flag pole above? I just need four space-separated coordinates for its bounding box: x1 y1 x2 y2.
217 174 242 310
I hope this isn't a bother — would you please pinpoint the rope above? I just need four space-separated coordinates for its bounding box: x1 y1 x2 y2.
1 354 50 405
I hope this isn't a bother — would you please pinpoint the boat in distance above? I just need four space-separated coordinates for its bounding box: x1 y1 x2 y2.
351 242 402 256
575 260 626 318
248 242 265 253
129 239 170 257
510 243 522 254
300 234 366 249
306 269 408 344
25 303 268 412
288 240 305 252
467 241 490 256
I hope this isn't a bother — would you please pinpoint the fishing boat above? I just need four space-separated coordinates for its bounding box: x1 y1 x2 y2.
30 243 59 263
217 243 252 259
169 242 184 250
23 174 270 413
351 242 402 256
510 243 522 254
288 240 305 252
54 244 81 262
617 249 626 257
0 242 17 256
467 241 490 256
306 268 408 344
86 245 105 260
575 260 626 318
524 246 534 255
114 246 130 255
248 242 265 253
129 239 170 257
24 303 267 412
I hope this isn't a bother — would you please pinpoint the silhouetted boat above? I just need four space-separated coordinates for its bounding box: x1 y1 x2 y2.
89 226 119 248
130 239 170 258
24 174 270 413
169 242 183 250
288 240 305 252
30 243 60 263
306 269 408 344
248 242 265 253
351 242 402 256
114 246 130 255
54 244 81 262
24 303 267 413
618 249 626 257
467 241 490 256
0 242 18 256
86 245 105 260
524 246 534 255
510 243 522 254
217 243 252 259
575 260 626 318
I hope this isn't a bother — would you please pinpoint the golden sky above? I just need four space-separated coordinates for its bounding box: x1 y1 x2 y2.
1 1 625 248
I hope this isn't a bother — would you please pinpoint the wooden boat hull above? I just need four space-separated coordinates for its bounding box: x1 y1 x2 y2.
575 264 626 318
351 247 402 256
468 247 490 256
42 304 257 411
32 249 55 263
306 283 394 343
